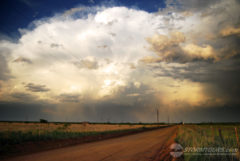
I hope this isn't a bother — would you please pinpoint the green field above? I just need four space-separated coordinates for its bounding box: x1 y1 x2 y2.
175 125 240 161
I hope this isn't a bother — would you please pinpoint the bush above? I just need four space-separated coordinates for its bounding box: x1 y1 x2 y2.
40 119 48 123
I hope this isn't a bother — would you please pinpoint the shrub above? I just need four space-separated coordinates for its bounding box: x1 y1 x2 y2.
40 119 48 123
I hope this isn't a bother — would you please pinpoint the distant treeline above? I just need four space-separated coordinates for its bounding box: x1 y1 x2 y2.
1 120 240 125
0 120 169 125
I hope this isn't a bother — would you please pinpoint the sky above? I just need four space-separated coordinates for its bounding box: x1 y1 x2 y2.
0 0 240 123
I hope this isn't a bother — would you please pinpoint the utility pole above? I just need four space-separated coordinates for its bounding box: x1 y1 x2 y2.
156 108 159 123
168 115 169 124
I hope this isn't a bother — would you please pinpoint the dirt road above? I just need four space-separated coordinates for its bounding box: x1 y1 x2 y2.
4 126 178 161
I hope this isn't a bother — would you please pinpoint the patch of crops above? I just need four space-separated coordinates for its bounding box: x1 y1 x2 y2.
175 125 240 161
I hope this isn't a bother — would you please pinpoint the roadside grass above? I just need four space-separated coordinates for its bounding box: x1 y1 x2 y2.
0 127 149 145
0 125 159 154
175 125 240 161
0 121 167 149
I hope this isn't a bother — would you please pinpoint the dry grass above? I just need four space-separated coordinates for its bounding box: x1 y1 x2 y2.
0 122 163 133
0 122 166 154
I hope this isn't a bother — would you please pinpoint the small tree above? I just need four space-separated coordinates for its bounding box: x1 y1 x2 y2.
40 119 48 123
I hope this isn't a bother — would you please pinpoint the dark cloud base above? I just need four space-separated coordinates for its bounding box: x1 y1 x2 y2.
1 101 240 123
0 102 55 121
169 104 240 123
152 56 240 104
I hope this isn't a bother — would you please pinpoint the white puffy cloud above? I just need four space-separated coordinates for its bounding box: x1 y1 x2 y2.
1 7 167 101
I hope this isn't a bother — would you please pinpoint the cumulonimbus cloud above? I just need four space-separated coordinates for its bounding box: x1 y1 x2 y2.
0 1 240 122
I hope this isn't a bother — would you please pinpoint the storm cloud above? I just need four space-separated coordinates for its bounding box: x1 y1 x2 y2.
0 101 56 121
0 0 240 122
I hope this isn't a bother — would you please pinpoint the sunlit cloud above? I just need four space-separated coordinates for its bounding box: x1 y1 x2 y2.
220 26 240 37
